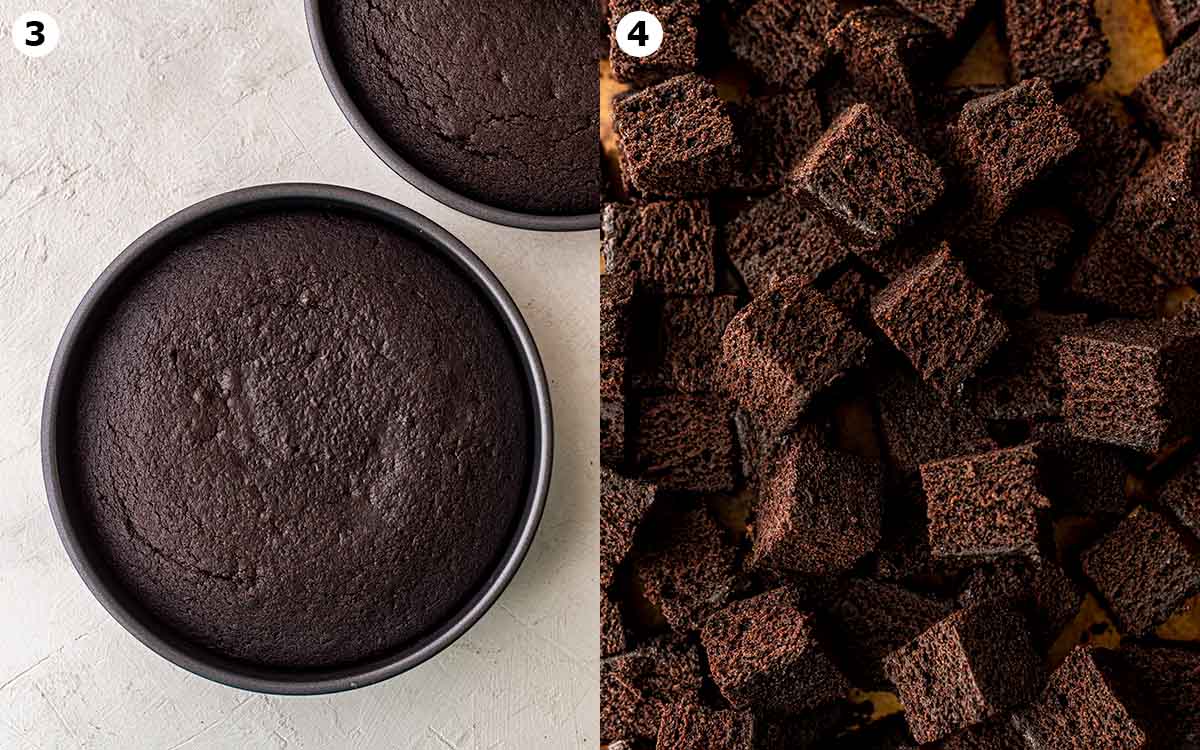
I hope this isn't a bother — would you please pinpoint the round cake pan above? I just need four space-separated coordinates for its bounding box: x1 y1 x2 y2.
304 0 600 233
42 183 553 695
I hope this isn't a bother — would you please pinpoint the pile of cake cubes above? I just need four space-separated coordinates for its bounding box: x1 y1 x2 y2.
600 0 1200 748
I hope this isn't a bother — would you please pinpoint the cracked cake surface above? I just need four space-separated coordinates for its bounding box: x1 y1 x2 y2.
71 209 532 668
322 0 600 215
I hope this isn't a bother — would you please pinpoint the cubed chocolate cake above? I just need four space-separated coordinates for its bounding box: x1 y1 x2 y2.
655 702 757 750
629 295 737 393
1059 320 1200 453
1160 455 1200 539
1113 644 1200 747
1012 647 1150 750
965 210 1074 313
893 0 982 39
601 273 635 358
875 366 996 476
721 280 870 435
1058 93 1149 225
602 200 716 295
956 556 1084 647
612 74 740 196
701 587 850 714
1029 421 1133 519
602 591 627 657
825 579 953 687
970 313 1087 421
602 636 704 742
608 0 699 86
732 90 825 193
921 443 1052 561
71 210 534 667
750 437 884 576
322 0 599 215
1002 0 1110 89
601 469 658 590
723 192 850 298
636 509 740 631
1133 33 1200 139
729 0 841 89
883 600 1044 743
951 79 1079 224
871 245 1009 399
1149 0 1200 48
634 394 737 492
826 7 942 141
601 355 628 467
1081 505 1200 635
1109 140 1200 284
790 103 944 247
1068 228 1164 319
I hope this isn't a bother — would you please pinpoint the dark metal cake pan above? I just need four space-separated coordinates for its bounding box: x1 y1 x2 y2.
42 183 553 695
304 0 600 233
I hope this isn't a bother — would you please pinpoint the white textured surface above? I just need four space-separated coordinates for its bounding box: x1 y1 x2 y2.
0 1 599 747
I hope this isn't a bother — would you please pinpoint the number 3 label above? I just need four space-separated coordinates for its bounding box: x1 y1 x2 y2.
12 11 60 58
616 11 664 59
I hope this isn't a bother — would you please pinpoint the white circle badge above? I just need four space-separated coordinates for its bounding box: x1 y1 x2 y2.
12 11 60 58
616 11 664 59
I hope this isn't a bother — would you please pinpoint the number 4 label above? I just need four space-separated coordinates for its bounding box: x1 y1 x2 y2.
12 11 60 58
616 11 664 59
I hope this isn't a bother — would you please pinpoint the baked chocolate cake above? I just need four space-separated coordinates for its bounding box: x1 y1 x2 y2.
71 209 533 668
322 0 600 215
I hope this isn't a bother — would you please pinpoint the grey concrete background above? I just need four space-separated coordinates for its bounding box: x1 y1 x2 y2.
0 0 599 747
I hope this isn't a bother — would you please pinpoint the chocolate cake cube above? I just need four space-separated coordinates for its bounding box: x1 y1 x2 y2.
820 264 881 322
602 200 716 295
1058 92 1150 224
1081 505 1200 635
628 294 736 393
1012 647 1150 750
721 280 870 435
1110 140 1200 284
655 703 756 750
729 0 842 89
1161 455 1200 539
1113 644 1200 747
601 355 627 467
609 0 699 86
1029 421 1133 519
883 599 1044 744
826 7 943 141
951 79 1079 223
875 366 996 476
701 587 850 714
1059 320 1200 453
1150 0 1200 47
601 636 704 742
939 716 1027 750
920 84 1007 165
965 209 1073 313
921 443 1052 561
602 591 627 657
871 245 1009 398
635 509 740 631
970 313 1087 421
633 394 737 492
1068 228 1163 319
1133 33 1200 139
825 578 953 687
724 191 850 298
788 103 944 247
956 556 1084 647
750 435 884 576
612 74 739 197
732 90 825 193
1003 0 1110 89
601 272 634 357
601 469 657 590
893 0 982 39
